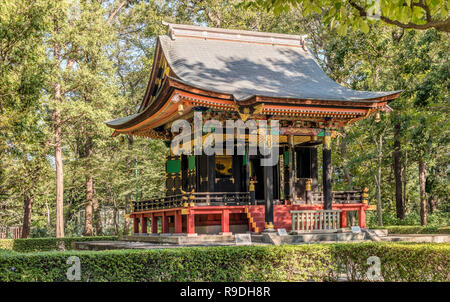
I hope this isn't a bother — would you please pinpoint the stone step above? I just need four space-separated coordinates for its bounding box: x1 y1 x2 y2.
119 234 236 245
381 234 450 243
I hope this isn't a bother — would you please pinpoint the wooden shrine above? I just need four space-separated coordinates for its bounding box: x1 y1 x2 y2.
106 23 400 235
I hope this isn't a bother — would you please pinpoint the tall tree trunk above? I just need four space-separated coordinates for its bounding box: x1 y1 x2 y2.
428 196 436 214
339 133 356 225
373 134 383 226
53 35 64 238
53 100 65 238
393 123 404 219
402 149 408 213
112 195 119 235
92 181 102 235
123 135 134 235
419 160 427 226
45 200 51 231
84 175 94 236
340 132 352 188
21 194 34 238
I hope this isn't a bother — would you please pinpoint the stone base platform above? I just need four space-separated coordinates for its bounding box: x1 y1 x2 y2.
381 234 450 243
73 230 372 250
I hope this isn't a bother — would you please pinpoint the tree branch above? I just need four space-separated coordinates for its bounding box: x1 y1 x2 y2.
348 0 450 33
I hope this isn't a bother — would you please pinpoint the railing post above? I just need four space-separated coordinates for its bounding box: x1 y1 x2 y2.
291 212 295 232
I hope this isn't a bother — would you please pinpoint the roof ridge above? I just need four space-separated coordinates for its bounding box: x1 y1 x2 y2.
162 22 307 48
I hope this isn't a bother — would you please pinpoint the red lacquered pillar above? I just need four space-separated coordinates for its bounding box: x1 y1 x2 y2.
340 211 347 228
162 213 169 234
151 213 158 234
141 215 147 234
221 209 230 234
174 212 182 234
187 213 195 235
133 217 139 234
358 207 366 228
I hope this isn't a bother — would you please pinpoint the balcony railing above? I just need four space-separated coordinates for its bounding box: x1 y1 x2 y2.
310 190 366 204
133 192 252 212
132 189 367 212
291 210 341 232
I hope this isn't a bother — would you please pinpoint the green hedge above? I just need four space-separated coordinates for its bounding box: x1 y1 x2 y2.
0 236 118 252
0 242 448 282
380 225 450 234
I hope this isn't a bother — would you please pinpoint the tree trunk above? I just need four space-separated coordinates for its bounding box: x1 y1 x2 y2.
21 194 34 238
84 175 94 236
92 181 102 235
112 195 119 235
340 133 356 225
428 196 436 214
53 104 65 238
419 160 427 226
402 150 408 214
373 134 383 226
45 200 51 231
123 135 134 235
339 131 353 188
53 36 64 238
393 123 404 219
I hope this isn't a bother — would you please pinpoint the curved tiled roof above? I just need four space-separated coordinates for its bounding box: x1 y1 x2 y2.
159 24 400 102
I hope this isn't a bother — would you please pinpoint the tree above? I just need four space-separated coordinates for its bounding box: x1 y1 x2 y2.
245 0 450 33
0 0 51 235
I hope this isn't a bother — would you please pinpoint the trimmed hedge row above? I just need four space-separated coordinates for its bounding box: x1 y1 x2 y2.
0 236 118 252
0 242 448 282
381 225 450 234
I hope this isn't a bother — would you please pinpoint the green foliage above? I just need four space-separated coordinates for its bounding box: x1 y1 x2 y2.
0 243 448 281
0 236 118 253
244 0 450 33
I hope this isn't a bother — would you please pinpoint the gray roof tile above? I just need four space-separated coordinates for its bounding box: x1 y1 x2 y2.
160 35 399 102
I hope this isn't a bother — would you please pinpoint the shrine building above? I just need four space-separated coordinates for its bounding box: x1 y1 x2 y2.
106 23 400 235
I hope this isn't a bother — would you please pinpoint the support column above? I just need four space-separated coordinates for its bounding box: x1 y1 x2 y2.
288 136 295 203
340 211 347 228
207 154 215 193
358 207 366 228
162 213 169 234
151 213 158 234
187 213 196 235
221 209 230 234
133 217 139 234
264 159 274 230
322 131 332 210
174 211 182 234
245 144 250 192
141 215 147 234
